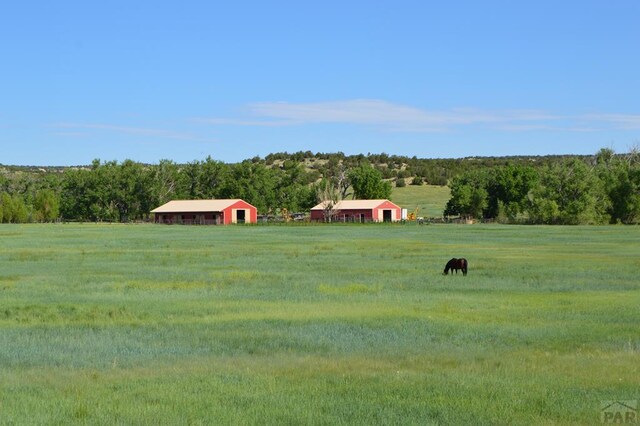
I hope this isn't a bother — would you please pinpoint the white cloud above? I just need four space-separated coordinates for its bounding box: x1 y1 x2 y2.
196 99 563 132
583 114 640 129
194 118 299 127
493 124 599 133
52 131 90 138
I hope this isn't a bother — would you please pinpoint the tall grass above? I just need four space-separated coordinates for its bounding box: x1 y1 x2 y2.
0 223 638 424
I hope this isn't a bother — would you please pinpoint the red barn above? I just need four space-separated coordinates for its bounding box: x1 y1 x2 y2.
151 199 257 225
310 199 402 223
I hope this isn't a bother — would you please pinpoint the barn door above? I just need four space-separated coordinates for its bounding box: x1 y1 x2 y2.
236 209 246 224
232 209 247 224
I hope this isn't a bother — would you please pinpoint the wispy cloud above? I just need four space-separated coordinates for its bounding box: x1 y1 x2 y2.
195 99 639 134
195 99 562 132
583 113 640 130
251 101 562 129
196 118 299 127
53 122 216 142
52 131 90 138
493 124 599 133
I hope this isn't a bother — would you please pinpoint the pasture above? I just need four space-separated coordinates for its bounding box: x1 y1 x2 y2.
0 223 639 424
390 184 450 219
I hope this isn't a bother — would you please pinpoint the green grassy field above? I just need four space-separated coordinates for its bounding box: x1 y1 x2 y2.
1 223 639 425
390 184 451 218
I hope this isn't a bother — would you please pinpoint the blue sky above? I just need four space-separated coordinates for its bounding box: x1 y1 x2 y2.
1 1 638 165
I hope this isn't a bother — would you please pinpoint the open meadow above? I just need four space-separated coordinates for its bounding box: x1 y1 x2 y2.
1 223 639 424
391 184 450 219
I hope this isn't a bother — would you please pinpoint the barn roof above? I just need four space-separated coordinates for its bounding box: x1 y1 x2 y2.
310 199 399 211
151 199 253 213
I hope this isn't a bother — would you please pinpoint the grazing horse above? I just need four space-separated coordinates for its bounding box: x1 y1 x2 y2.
444 258 468 276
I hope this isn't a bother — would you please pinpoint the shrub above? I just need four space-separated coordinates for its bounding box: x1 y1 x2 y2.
411 176 424 185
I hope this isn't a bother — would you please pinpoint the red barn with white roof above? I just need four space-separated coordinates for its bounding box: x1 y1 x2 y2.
310 199 402 222
151 199 257 225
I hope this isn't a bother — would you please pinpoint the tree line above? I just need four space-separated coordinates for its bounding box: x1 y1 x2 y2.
0 156 391 223
444 148 640 224
1 148 638 224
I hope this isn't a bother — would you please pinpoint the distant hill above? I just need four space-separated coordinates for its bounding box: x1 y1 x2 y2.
2 151 592 184
261 151 589 186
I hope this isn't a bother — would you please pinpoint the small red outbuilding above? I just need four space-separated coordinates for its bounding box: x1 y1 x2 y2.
151 199 257 225
310 199 402 223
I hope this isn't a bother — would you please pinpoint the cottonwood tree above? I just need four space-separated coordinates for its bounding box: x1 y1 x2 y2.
275 160 316 213
348 163 392 199
60 159 154 222
219 161 277 214
33 189 60 222
595 147 640 224
315 178 341 222
486 165 538 220
152 159 181 205
198 156 229 199
528 159 609 224
444 170 489 219
0 192 29 223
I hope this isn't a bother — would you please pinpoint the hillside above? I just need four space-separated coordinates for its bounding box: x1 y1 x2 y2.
390 184 451 218
2 152 591 183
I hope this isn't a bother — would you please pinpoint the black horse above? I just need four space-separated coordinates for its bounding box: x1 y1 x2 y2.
443 258 468 276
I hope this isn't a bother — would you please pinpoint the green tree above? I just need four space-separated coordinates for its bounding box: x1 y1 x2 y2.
12 195 29 223
274 160 316 212
220 161 277 214
87 160 120 221
33 189 60 222
113 160 155 222
348 163 392 199
0 192 12 223
0 192 29 223
595 148 640 224
444 170 489 219
198 156 229 199
61 161 101 221
527 159 609 224
486 165 538 220
152 159 181 205
60 159 154 222
180 161 203 199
